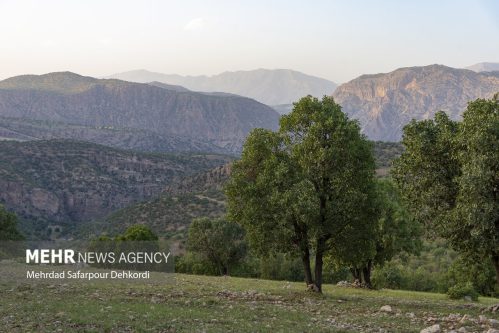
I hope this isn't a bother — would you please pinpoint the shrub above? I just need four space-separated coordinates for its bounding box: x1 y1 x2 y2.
447 282 479 301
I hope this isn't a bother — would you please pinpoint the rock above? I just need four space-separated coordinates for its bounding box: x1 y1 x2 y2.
457 328 467 333
420 324 440 333
336 281 351 287
486 304 499 313
463 296 472 302
446 314 462 322
485 329 499 333
380 305 393 313
490 319 499 328
307 284 319 292
406 312 416 319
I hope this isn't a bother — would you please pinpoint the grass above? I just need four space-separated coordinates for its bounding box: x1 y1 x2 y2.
0 263 498 332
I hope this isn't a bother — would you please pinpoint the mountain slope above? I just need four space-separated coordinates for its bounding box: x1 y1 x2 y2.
105 69 337 105
88 142 402 240
0 72 280 152
0 117 231 154
333 65 499 141
0 139 232 238
465 62 499 72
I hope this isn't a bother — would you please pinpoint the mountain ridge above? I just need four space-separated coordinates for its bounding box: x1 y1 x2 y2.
333 64 499 141
104 68 337 105
0 72 280 153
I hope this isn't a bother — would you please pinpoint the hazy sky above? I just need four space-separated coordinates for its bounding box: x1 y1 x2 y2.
0 0 498 83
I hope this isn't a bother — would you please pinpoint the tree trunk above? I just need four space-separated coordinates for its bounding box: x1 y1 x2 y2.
492 253 499 288
314 237 326 293
350 268 361 282
362 260 373 289
301 246 314 287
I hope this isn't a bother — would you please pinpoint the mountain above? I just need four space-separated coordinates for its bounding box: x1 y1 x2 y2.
87 142 402 241
0 117 231 154
333 65 499 141
105 69 337 105
0 139 232 239
85 164 232 242
0 72 280 153
465 62 499 72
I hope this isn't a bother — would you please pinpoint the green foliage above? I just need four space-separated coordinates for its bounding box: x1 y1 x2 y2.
371 262 406 289
334 178 421 287
258 254 305 281
118 224 158 241
175 252 218 276
226 95 377 291
447 282 479 301
393 97 499 287
445 255 497 296
0 205 24 241
187 217 247 275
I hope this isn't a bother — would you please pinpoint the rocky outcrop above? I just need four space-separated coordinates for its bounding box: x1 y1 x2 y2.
0 139 232 237
333 65 499 141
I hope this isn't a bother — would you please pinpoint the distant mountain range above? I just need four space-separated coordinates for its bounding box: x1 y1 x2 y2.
104 69 337 105
0 72 279 153
333 64 499 141
465 62 499 72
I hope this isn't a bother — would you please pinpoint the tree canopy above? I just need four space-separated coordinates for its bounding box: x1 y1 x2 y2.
393 96 499 287
226 95 378 292
187 217 247 275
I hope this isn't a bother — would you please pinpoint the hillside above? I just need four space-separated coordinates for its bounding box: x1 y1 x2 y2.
0 72 280 153
105 68 337 105
0 117 231 154
333 65 499 141
90 142 401 241
0 139 232 238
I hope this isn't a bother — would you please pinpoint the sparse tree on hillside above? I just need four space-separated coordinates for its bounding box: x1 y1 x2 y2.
393 97 499 287
0 205 24 241
225 96 377 292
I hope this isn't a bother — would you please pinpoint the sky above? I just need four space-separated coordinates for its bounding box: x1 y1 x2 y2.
0 0 498 83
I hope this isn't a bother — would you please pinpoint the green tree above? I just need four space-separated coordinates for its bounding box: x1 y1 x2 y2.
226 96 377 292
118 224 158 241
187 217 247 275
0 205 24 241
393 97 499 287
340 179 422 288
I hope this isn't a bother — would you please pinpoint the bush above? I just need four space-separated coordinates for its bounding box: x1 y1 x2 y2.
372 262 406 289
447 282 479 301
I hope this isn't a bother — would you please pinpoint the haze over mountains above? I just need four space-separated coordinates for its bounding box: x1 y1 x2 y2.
333 64 499 141
105 69 337 105
465 62 499 72
0 72 279 153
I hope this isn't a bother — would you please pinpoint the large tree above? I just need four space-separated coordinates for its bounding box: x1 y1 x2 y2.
393 96 499 287
226 96 377 292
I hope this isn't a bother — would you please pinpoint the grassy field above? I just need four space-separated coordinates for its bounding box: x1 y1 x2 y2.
1 264 498 332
